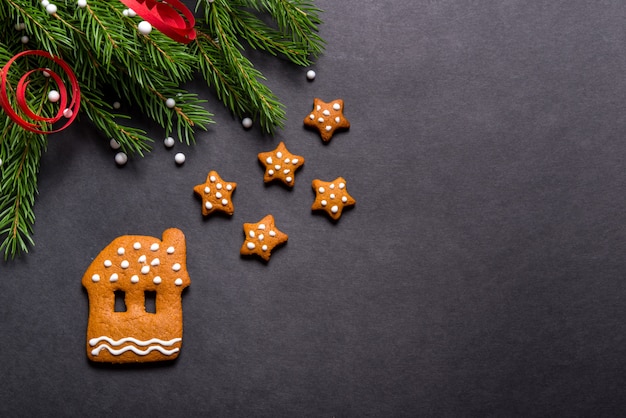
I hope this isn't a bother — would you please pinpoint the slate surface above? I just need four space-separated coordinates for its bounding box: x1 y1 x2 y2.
2 1 626 416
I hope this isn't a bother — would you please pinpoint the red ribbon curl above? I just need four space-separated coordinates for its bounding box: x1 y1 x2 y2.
120 0 197 44
0 50 80 134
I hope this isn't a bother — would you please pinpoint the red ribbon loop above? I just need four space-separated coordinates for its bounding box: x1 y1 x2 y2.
120 0 197 44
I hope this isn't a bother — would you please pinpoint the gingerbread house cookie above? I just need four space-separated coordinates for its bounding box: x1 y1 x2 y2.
82 228 190 363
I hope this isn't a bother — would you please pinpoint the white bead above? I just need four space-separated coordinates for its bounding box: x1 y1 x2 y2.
41 0 50 7
138 20 152 35
14 23 25 31
115 152 128 166
164 136 175 148
127 8 136 17
165 98 176 108
48 90 60 103
174 152 185 165
109 138 121 150
20 36 29 44
306 70 316 80
112 101 121 109
241 117 252 129
77 0 87 8
63 108 73 118
46 3 57 14
122 9 129 16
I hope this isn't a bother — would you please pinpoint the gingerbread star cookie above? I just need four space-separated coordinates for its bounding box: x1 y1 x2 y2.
257 141 305 187
193 170 237 216
303 98 350 142
311 177 356 220
240 214 288 262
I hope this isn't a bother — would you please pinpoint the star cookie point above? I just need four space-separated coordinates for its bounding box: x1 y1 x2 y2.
257 141 305 187
240 214 288 262
311 177 356 220
193 170 237 217
303 98 350 142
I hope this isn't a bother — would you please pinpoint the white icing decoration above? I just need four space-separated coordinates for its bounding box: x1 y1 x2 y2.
204 187 210 194
258 234 264 241
258 224 266 230
216 192 222 199
89 336 182 347
117 247 125 255
167 246 175 254
121 260 130 269
153 276 162 284
322 109 330 116
249 230 255 238
131 275 139 283
331 205 339 213
150 243 159 251
330 193 336 199
316 105 321 111
104 260 112 267
138 255 147 263
342 196 348 203
266 156 273 164
333 103 341 110
286 176 293 183
284 158 291 164
221 199 228 206
268 169 274 176
151 258 160 266
317 117 324 123
206 202 213 210
309 114 314 120
210 175 216 182
276 151 283 159
174 278 183 286
91 344 180 357
226 184 232 191
339 182 345 189
110 273 119 282
247 242 256 249
325 126 332 131
283 169 290 174
269 230 276 237
274 164 281 170
329 183 335 189
321 200 327 206
141 266 150 274
262 245 268 251
335 117 341 123
216 183 223 190
318 187 325 193
172 263 181 272
133 242 141 250
292 158 299 164
91 274 100 282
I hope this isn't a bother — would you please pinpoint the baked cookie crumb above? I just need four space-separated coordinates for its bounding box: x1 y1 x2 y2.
311 177 356 220
303 98 350 142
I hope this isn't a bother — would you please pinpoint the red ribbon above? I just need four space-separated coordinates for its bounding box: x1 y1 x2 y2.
120 0 196 44
0 50 80 134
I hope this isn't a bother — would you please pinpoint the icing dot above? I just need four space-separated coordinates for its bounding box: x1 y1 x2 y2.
276 151 283 159
257 224 266 230
316 105 321 111
321 200 327 206
283 169 290 174
258 234 264 241
268 169 274 176
167 246 175 254
318 187 325 193
204 187 210 194
121 260 130 269
221 198 228 205
175 278 183 286
325 126 332 131
141 265 150 274
117 247 125 255
247 242 256 250
150 243 159 251
292 159 299 164
103 260 112 268
131 275 140 283
153 276 162 284
249 230 255 238
216 183 223 190
109 273 119 282
151 258 160 266
339 182 345 189
342 196 348 203
262 245 268 251
322 110 330 116
269 230 276 237
286 176 293 183
330 193 336 199
274 164 281 170
215 192 223 199
205 202 213 210
138 255 147 263
309 114 315 120
284 158 291 164
317 117 324 123
329 183 335 189
335 117 341 123
172 263 181 272
226 184 233 191
331 205 339 213
91 274 100 282
210 176 216 182
333 103 341 110
133 242 141 250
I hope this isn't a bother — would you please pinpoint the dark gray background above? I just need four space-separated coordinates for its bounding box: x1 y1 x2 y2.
2 0 626 416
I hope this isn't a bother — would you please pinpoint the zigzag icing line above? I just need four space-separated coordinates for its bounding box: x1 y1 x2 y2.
91 344 180 357
89 336 182 347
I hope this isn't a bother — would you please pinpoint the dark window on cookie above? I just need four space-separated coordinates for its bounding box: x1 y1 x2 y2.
144 291 157 314
114 290 127 312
